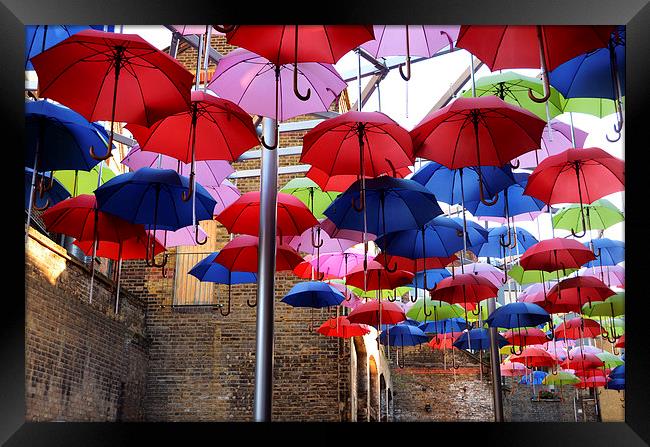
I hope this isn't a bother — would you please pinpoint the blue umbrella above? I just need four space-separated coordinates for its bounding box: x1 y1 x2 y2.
609 364 625 380
549 27 625 141
188 252 258 316
606 378 625 390
380 323 429 368
453 328 508 351
519 370 548 385
470 226 538 259
411 161 516 206
25 167 70 211
281 281 345 308
95 168 217 267
465 173 546 221
419 317 467 334
408 268 451 293
25 25 112 70
450 217 490 250
486 302 551 329
585 238 624 267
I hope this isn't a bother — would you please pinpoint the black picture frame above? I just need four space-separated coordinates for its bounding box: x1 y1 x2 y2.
4 0 649 445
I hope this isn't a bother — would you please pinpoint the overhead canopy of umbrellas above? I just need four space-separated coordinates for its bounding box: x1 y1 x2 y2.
26 24 624 396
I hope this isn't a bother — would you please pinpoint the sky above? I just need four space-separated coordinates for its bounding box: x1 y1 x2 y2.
73 25 627 253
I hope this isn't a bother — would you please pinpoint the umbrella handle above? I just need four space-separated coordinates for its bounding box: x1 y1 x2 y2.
213 24 236 33
601 330 619 344
33 197 50 211
383 252 398 273
310 227 324 248
351 194 365 212
509 159 520 169
387 291 397 302
478 176 498 206
440 30 454 52
385 158 398 178
528 26 552 103
527 80 551 103
89 144 112 161
39 172 55 193
247 296 257 307
260 134 279 150
452 349 461 369
181 174 195 202
220 285 232 316
315 270 325 281
293 62 311 101
398 25 411 82
606 126 622 143
512 344 524 355
570 167 588 238
195 225 207 245
499 232 512 249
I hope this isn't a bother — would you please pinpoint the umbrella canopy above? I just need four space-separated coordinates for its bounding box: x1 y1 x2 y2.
406 298 466 322
94 168 217 232
429 331 463 350
361 25 459 58
519 371 548 385
486 302 551 329
454 328 508 351
450 218 490 250
377 254 457 273
509 264 576 285
509 346 557 368
503 327 550 347
204 180 242 216
461 71 565 120
25 100 106 172
585 239 624 267
554 317 605 339
316 316 371 338
501 361 528 377
462 262 506 287
345 260 414 292
307 251 367 279
347 300 407 327
207 48 347 122
151 225 209 248
216 191 318 238
514 119 589 169
306 166 411 193
546 276 615 311
465 173 546 220
411 161 515 206
280 178 340 219
121 144 234 187
214 235 304 273
576 376 608 389
53 164 116 197
609 364 625 380
281 281 345 308
553 199 624 233
188 252 258 284
74 231 166 260
520 238 596 272
25 168 70 210
614 334 625 349
560 352 605 370
301 111 415 180
597 352 624 369
319 218 377 243
293 257 338 281
408 269 452 290
430 274 499 306
41 194 143 242
289 227 357 256
579 265 625 289
25 25 108 70
410 96 546 169
380 323 429 346
542 370 581 386
419 317 467 334
582 293 625 318
126 91 260 164
470 226 538 259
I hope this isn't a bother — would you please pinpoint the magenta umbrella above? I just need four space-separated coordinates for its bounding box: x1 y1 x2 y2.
121 145 234 187
289 224 358 255
477 211 546 224
328 282 363 309
203 179 241 215
148 225 208 248
361 25 459 80
543 339 576 361
463 262 506 287
207 48 347 148
320 217 377 243
579 265 624 289
310 251 369 279
512 119 588 168
171 25 222 35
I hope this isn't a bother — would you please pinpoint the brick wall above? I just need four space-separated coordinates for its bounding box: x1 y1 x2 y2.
25 228 148 422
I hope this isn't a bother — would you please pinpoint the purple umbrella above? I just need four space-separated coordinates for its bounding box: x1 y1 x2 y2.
361 25 459 80
310 251 370 279
149 225 209 248
579 265 624 289
477 211 546 224
121 145 234 187
329 282 363 309
204 179 241 215
512 119 588 168
289 224 358 255
320 217 377 243
463 262 506 287
207 48 347 148
543 339 576 361
171 25 222 35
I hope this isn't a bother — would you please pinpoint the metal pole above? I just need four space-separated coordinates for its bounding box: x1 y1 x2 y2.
25 144 40 245
357 49 362 111
487 297 505 421
253 116 279 422
88 161 104 304
469 54 476 97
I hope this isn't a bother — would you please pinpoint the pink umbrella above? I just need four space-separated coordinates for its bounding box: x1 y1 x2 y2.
569 345 604 357
171 25 222 35
477 211 546 224
328 282 363 309
517 282 558 302
579 265 624 289
463 262 506 287
121 145 234 187
204 179 241 215
310 251 370 279
288 225 358 255
512 119 588 168
320 217 377 243
543 339 576 361
361 25 459 80
500 361 528 377
207 48 347 148
149 225 208 248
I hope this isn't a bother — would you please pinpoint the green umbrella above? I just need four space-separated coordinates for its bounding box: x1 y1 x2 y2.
582 293 625 318
542 371 580 386
462 72 564 120
508 264 577 285
560 96 621 119
466 299 502 323
406 298 465 322
54 164 116 196
280 177 340 219
596 351 624 369
553 199 624 233
347 285 410 300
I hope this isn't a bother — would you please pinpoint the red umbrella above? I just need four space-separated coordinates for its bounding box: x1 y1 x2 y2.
345 260 414 292
546 276 615 312
306 166 411 193
41 194 142 242
410 96 545 204
456 25 615 102
31 29 194 158
222 25 375 100
347 300 406 327
215 191 319 239
503 327 550 348
74 232 165 260
316 316 371 338
214 234 303 273
376 254 457 273
428 331 462 350
614 334 625 349
523 148 624 237
127 90 258 163
429 273 499 324
575 375 608 389
554 317 605 340
560 352 604 370
519 288 576 314
519 238 596 272
293 257 339 281
509 346 557 368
